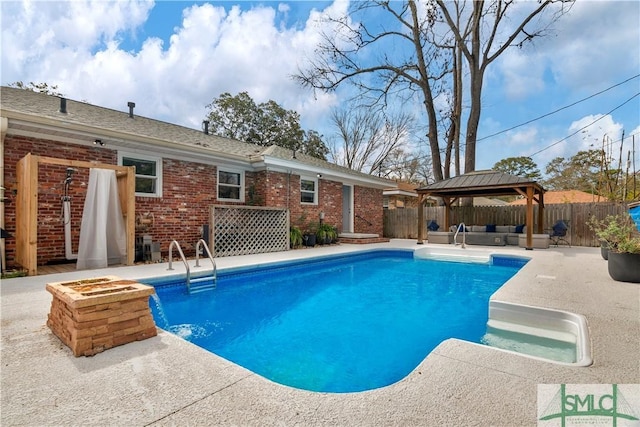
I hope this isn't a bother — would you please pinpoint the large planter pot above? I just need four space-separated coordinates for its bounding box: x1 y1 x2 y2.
607 251 640 283
303 234 316 247
600 242 609 260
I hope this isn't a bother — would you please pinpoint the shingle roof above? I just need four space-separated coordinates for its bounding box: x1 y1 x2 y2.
0 86 263 158
0 86 390 187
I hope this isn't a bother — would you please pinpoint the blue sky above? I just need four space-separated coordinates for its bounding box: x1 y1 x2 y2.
1 0 639 178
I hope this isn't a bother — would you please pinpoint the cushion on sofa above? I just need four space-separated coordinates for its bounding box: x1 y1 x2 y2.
515 224 525 233
471 225 486 232
495 225 510 233
486 224 496 232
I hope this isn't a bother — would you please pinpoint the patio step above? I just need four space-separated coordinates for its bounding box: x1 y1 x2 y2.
338 234 390 244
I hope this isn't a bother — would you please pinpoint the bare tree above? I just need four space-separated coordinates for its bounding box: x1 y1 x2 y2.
295 0 573 182
296 1 448 181
329 106 415 176
436 0 574 174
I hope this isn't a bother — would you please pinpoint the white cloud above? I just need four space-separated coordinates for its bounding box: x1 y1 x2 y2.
1 0 345 130
493 1 640 97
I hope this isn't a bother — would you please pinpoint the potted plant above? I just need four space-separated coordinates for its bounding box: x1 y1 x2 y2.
588 215 618 260
303 222 317 247
316 225 327 245
290 225 303 249
589 213 640 282
316 223 336 245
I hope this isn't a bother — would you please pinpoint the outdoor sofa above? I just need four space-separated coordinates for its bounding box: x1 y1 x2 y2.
427 224 550 248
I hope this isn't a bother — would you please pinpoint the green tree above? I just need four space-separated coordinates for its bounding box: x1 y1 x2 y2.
301 130 329 160
543 149 608 194
493 156 542 180
205 92 328 160
9 81 64 96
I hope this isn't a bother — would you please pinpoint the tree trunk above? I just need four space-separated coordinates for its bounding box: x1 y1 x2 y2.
409 1 443 182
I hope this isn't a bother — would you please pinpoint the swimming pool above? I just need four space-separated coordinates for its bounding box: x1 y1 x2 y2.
145 250 527 393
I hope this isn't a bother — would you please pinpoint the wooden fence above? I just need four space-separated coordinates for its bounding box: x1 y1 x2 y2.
383 202 629 247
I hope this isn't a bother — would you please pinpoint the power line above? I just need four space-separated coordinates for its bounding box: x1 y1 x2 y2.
476 74 640 143
528 92 640 158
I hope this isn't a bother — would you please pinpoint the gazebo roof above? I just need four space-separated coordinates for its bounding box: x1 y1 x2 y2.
416 170 545 198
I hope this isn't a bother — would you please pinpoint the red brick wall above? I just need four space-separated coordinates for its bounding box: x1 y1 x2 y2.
353 185 383 234
135 158 217 256
3 136 383 269
258 171 344 233
3 136 222 266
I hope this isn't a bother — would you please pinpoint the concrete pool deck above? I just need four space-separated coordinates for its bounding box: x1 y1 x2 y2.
1 240 639 426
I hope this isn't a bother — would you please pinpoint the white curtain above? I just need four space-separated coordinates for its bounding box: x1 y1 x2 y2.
76 168 127 270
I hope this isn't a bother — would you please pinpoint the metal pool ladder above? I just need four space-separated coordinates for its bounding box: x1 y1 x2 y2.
167 239 217 294
192 239 217 293
454 223 467 248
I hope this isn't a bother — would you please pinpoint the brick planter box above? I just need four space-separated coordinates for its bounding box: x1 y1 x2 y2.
46 276 157 357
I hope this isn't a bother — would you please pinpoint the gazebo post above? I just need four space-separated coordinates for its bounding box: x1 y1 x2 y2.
525 186 534 250
417 193 425 244
537 191 545 234
443 197 452 229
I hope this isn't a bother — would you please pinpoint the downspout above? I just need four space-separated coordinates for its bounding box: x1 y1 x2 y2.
1 116 7 273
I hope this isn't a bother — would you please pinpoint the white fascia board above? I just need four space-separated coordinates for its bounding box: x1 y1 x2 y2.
383 189 418 197
257 155 391 189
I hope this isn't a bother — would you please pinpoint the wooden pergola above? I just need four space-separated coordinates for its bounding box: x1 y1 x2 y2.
416 170 545 250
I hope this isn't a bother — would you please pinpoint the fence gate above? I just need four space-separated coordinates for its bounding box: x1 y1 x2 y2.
210 205 289 257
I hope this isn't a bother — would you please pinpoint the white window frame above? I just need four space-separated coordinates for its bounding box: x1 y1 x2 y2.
118 151 163 197
300 176 318 205
217 167 245 202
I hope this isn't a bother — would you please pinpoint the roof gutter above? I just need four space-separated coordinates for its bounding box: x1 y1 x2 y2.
255 155 391 189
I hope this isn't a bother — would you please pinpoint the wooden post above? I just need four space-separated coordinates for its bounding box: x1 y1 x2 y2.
117 166 136 266
537 191 545 234
443 197 452 229
526 186 534 250
417 194 425 244
16 153 39 275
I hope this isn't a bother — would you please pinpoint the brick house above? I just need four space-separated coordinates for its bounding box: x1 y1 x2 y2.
0 86 390 272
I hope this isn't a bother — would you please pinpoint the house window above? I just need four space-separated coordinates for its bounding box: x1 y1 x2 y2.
300 177 317 204
118 152 162 197
218 169 244 202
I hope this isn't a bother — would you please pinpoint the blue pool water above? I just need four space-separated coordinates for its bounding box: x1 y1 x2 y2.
146 250 527 393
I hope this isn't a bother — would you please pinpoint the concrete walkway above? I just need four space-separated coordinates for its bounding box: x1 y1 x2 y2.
1 240 639 426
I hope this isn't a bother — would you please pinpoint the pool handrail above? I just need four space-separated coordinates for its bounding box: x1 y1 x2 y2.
454 222 467 248
194 238 217 288
167 240 191 290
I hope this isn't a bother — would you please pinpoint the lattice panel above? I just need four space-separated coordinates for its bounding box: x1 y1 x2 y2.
211 206 289 257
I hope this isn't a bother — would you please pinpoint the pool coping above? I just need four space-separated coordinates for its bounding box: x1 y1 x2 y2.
1 240 639 426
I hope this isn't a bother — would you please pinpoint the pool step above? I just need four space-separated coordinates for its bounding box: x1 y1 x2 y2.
189 276 216 293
